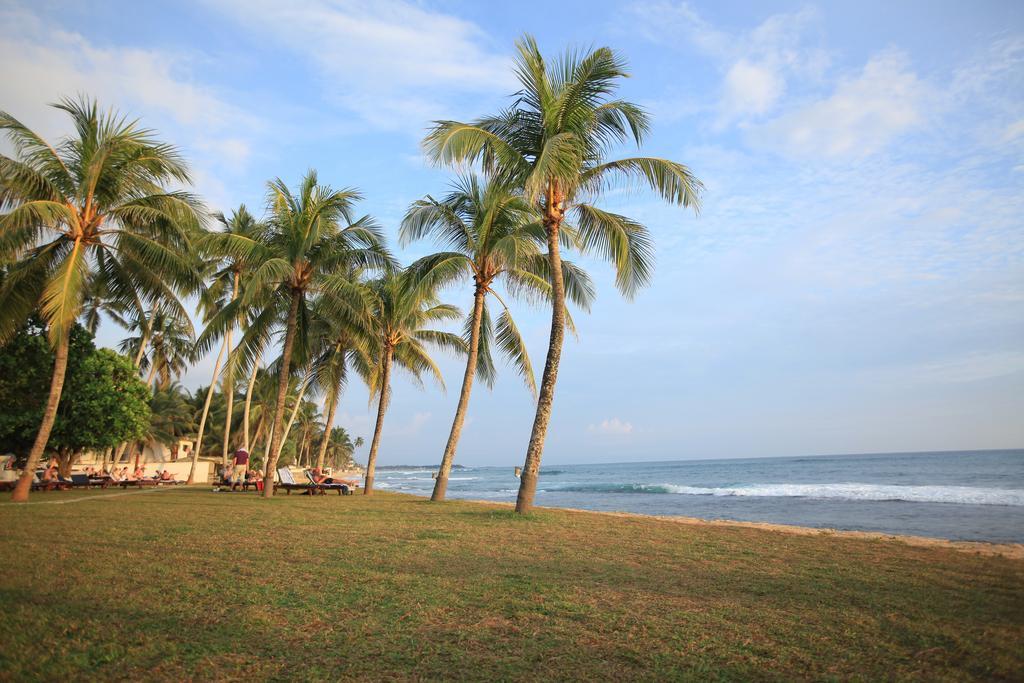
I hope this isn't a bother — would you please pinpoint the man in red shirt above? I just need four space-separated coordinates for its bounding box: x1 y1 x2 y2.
231 449 250 492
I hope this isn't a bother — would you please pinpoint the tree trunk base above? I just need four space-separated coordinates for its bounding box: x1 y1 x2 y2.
515 470 538 514
431 476 448 502
11 474 32 502
363 474 373 495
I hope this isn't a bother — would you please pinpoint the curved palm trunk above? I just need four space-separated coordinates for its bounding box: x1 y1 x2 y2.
363 346 392 495
220 273 240 467
432 286 486 502
186 339 227 485
11 331 71 502
274 381 308 461
242 363 259 451
133 330 150 368
315 387 340 470
515 215 566 514
262 291 301 497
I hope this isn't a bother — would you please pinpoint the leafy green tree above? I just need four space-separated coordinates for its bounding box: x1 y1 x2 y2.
0 97 202 501
423 37 702 512
0 318 95 460
49 348 150 475
401 174 595 501
362 270 465 494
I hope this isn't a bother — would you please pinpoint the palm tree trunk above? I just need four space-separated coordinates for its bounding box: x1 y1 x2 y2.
220 272 240 467
363 346 392 495
315 388 339 470
515 215 566 514
274 381 308 461
11 331 71 502
186 339 227 485
144 361 158 388
263 290 301 497
133 330 150 368
242 363 259 451
432 286 486 502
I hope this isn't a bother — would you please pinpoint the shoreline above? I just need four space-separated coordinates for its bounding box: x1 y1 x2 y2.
455 496 1024 559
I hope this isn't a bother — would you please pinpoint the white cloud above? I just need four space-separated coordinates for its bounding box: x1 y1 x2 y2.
202 0 514 129
750 50 926 158
588 418 634 435
723 60 783 117
627 2 828 123
0 5 262 209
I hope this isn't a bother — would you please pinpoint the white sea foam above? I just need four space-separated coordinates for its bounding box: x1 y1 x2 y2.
553 482 1024 506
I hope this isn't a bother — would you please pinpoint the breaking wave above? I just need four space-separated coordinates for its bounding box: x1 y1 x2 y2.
548 482 1024 506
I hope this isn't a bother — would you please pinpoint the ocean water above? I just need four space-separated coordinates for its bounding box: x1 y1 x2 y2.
374 449 1024 542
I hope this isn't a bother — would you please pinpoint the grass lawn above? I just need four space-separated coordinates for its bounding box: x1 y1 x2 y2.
1 487 1022 681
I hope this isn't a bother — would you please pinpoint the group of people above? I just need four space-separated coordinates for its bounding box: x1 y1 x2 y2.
216 449 359 491
38 462 179 484
219 449 261 491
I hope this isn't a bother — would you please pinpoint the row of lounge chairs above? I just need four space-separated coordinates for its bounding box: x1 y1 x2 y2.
23 473 185 491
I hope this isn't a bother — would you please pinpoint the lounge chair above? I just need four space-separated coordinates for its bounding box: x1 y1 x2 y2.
304 470 351 495
70 474 93 489
277 467 319 495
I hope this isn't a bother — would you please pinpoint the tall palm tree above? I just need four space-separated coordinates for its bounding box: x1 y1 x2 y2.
199 205 267 467
202 170 392 496
0 98 202 501
307 276 375 471
401 174 595 501
423 36 702 512
362 270 465 494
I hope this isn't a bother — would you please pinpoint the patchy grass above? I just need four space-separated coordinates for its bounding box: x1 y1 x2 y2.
0 488 1021 681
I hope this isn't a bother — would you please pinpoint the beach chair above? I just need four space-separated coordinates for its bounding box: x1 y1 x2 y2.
304 470 350 496
70 474 93 489
277 467 317 495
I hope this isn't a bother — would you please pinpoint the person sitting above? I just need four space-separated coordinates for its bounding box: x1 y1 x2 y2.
41 460 59 482
109 468 122 482
119 467 130 481
311 467 358 487
220 465 234 485
132 466 145 481
309 467 333 485
159 469 174 481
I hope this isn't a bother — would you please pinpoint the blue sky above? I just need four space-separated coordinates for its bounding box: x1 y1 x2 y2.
2 0 1022 465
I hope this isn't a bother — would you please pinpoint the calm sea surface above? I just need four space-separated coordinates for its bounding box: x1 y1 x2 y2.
374 449 1024 542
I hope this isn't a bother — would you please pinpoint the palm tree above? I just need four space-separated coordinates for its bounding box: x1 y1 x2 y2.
199 206 267 467
362 270 465 494
144 382 197 459
121 307 195 390
307 275 375 471
202 170 392 496
423 36 702 512
0 98 202 501
322 426 362 470
401 174 595 501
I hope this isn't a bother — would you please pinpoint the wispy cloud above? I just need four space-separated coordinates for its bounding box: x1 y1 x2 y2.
0 5 263 209
749 50 927 158
626 2 828 124
202 0 514 130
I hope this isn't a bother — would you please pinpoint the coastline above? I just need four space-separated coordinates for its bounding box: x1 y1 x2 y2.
458 496 1024 559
